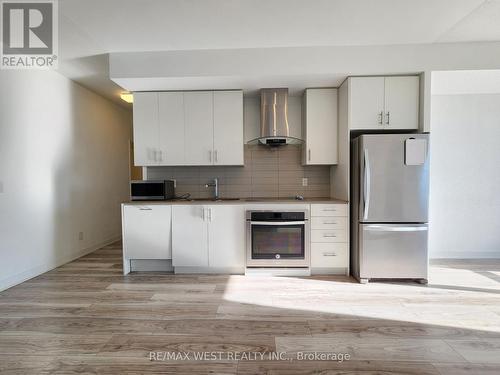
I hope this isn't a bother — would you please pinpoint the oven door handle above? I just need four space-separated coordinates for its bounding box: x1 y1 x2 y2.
250 221 306 225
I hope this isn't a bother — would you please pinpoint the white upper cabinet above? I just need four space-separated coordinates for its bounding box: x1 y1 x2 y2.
184 91 214 165
133 92 159 166
213 91 244 165
133 90 244 166
349 77 385 130
158 92 185 165
348 76 419 130
302 88 338 165
384 76 420 130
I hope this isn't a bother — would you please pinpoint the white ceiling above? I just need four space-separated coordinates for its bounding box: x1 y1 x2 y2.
57 0 500 105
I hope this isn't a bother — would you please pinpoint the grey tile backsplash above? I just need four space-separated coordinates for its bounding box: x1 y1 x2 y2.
146 145 331 199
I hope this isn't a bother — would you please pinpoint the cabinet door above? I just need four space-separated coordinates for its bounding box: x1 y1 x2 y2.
384 76 419 130
207 205 245 268
349 77 385 130
184 92 214 165
213 91 244 165
123 205 172 259
303 88 338 165
133 92 159 166
158 92 185 165
172 205 209 267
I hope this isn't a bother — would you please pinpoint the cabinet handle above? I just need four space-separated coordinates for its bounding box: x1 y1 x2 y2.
139 207 152 211
323 252 337 257
323 221 338 225
322 208 337 212
386 111 390 125
209 150 212 163
378 111 383 125
202 208 206 221
323 234 337 238
159 150 163 162
208 208 213 222
215 150 218 163
308 149 311 161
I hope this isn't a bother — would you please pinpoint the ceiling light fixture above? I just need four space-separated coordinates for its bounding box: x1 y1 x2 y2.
120 92 133 103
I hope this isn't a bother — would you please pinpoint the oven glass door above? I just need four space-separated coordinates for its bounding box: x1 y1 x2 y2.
251 222 305 259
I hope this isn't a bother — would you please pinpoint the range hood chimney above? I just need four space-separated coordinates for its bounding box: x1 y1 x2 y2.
248 88 303 146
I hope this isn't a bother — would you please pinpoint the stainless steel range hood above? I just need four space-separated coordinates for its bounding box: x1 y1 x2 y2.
248 88 303 146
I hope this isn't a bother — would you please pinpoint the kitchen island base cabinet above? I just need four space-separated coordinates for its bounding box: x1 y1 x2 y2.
122 205 172 275
172 205 245 272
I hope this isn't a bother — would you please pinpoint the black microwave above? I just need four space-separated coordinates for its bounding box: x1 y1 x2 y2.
130 180 175 201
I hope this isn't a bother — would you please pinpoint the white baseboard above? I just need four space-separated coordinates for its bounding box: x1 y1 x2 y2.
245 267 311 277
430 251 500 259
174 266 245 274
0 236 121 292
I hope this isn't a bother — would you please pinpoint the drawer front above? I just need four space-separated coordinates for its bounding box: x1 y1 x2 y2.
311 229 347 243
311 243 348 267
311 217 347 230
311 204 347 217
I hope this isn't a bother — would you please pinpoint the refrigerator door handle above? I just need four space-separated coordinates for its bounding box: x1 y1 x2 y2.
365 225 428 232
363 149 371 220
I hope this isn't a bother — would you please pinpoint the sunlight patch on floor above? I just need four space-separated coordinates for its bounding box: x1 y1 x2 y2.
221 264 500 334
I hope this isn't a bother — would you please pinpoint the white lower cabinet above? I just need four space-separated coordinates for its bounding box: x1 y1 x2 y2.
172 205 245 270
172 205 209 267
208 205 245 268
311 243 348 268
310 203 349 275
122 205 172 274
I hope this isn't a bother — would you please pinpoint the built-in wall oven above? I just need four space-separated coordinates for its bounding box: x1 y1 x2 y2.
246 210 310 268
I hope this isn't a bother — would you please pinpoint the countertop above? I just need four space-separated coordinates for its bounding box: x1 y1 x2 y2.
123 197 348 206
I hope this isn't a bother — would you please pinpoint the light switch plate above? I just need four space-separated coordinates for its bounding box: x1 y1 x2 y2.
302 178 308 187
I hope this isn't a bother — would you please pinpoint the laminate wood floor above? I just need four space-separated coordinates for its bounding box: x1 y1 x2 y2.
1 242 500 374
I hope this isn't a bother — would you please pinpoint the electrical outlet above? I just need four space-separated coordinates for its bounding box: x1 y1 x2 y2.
78 232 84 241
302 178 308 187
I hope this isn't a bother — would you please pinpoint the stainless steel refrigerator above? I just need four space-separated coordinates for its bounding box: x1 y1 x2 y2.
351 134 430 284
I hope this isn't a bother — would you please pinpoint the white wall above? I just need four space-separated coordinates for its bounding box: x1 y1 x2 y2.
429 71 500 258
0 70 132 290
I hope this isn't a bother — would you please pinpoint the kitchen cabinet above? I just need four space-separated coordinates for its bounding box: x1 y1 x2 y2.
184 91 214 165
213 91 244 165
122 205 172 274
349 77 385 130
133 92 159 166
172 205 245 270
208 205 245 268
302 88 338 165
384 76 420 130
310 203 349 275
158 92 185 164
133 90 244 167
172 205 209 267
349 76 419 130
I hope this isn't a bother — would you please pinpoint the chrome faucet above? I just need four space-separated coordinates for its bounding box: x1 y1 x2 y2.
205 178 219 200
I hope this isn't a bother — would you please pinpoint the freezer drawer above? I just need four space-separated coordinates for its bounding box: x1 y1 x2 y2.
359 223 428 280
